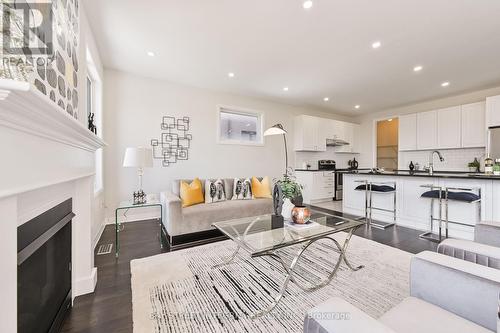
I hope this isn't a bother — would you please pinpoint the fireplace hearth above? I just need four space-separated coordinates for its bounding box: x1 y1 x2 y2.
17 199 74 333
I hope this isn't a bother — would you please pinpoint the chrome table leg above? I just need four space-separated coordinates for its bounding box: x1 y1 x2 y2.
250 228 363 318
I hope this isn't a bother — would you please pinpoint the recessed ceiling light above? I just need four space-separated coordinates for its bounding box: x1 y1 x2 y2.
372 41 381 49
147 51 155 57
303 0 313 9
323 97 329 102
283 87 289 91
355 105 361 109
228 72 235 78
441 81 450 87
413 65 423 72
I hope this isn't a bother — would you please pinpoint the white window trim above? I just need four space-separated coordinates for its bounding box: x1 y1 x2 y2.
86 48 104 195
216 105 265 146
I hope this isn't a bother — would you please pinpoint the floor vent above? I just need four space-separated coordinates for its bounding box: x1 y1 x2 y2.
97 243 113 255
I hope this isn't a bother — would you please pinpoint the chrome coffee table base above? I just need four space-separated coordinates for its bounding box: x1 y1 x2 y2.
213 227 363 318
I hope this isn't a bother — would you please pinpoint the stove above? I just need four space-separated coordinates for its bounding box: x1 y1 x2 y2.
318 160 336 170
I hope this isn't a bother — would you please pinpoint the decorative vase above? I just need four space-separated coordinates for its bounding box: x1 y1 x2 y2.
291 206 312 224
281 198 295 220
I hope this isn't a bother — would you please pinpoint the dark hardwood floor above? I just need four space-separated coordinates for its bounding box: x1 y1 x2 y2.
61 208 436 333
61 220 167 333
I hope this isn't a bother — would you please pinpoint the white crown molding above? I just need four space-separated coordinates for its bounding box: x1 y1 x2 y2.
0 78 106 152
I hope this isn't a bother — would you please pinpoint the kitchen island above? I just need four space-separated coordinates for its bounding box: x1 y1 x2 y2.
342 170 500 240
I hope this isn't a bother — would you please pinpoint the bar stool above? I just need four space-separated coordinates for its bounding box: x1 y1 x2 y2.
355 180 396 229
419 184 481 243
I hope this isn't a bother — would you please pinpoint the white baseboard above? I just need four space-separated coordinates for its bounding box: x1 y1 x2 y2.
92 220 106 249
73 267 97 298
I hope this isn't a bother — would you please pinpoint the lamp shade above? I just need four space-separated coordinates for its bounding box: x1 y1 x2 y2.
123 147 153 168
264 124 287 136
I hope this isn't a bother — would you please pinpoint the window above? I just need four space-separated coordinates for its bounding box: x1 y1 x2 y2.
217 106 263 145
86 76 93 120
86 48 103 194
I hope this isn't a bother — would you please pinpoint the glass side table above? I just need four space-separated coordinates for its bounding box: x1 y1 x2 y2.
115 200 163 257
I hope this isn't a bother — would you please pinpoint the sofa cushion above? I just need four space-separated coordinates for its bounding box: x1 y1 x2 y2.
177 198 273 235
173 179 206 197
380 297 492 333
179 178 204 208
232 178 253 200
204 179 227 204
252 176 272 198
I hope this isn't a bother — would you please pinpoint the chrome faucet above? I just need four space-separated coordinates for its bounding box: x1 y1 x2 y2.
427 150 444 175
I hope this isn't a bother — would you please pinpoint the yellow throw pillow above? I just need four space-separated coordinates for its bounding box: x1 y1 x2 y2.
252 176 272 199
180 178 204 208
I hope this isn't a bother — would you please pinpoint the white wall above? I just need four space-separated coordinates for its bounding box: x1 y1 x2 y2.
103 69 353 221
353 85 500 169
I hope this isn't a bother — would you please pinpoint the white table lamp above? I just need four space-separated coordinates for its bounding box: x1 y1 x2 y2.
123 147 153 191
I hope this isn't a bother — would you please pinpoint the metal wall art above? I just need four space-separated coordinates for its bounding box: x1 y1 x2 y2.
150 116 192 167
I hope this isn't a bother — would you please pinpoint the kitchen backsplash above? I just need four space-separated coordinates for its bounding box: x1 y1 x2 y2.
398 148 486 172
295 148 360 169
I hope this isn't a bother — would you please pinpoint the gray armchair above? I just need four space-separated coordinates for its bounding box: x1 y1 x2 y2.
304 251 500 333
438 221 500 269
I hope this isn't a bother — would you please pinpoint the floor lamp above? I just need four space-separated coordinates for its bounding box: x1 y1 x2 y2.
264 123 288 176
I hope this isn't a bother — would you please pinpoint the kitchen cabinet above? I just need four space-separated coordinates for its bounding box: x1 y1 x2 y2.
416 110 438 150
294 115 326 151
330 120 346 141
461 102 486 148
295 171 334 204
398 114 417 151
335 123 360 153
437 106 461 149
486 95 500 128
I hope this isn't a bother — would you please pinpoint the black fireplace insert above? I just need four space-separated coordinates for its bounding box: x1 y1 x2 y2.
17 198 74 333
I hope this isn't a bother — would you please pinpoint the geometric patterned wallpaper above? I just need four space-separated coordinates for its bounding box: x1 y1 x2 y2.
32 0 80 119
0 0 80 119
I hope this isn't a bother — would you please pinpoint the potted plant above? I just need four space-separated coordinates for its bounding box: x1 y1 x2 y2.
468 158 481 173
274 169 307 222
276 171 303 206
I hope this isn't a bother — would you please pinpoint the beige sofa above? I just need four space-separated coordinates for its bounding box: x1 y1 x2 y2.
160 178 273 248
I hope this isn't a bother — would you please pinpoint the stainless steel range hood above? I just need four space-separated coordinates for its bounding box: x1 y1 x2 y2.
326 138 350 146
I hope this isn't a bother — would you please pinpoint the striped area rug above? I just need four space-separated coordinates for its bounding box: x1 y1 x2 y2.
131 234 412 332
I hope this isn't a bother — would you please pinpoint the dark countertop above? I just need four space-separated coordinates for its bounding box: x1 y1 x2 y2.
295 168 371 172
340 169 500 180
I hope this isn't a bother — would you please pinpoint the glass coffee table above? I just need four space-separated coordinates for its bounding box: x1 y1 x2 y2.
212 212 365 317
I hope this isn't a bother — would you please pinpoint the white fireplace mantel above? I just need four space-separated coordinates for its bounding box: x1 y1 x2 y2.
0 78 106 152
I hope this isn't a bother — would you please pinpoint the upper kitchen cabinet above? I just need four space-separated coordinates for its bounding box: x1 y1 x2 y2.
398 114 417 151
461 102 486 148
335 123 360 153
416 110 438 150
437 106 461 149
294 115 326 151
486 95 500 128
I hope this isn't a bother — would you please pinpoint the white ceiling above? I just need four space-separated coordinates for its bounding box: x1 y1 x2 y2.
83 0 500 115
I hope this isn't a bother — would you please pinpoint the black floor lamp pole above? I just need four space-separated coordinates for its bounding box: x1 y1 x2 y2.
283 134 288 176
